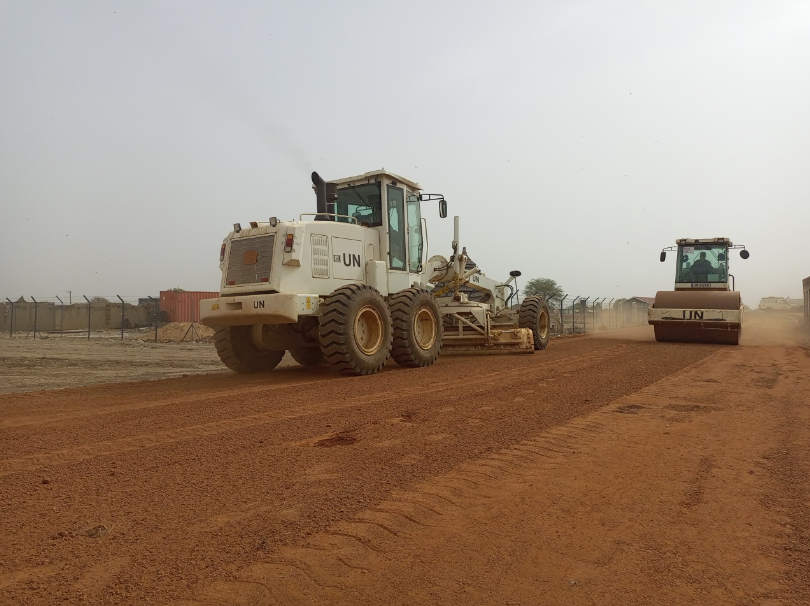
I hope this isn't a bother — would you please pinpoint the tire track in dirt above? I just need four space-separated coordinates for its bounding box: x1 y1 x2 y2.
0 375 334 429
0 334 726 606
175 413 613 605
0 344 629 430
173 342 807 605
0 346 629 476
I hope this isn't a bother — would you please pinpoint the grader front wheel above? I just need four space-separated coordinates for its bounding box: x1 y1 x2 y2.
519 296 551 350
319 284 393 376
390 288 443 368
213 326 285 373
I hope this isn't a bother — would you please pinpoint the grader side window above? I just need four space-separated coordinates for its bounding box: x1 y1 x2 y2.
387 186 406 271
335 183 382 226
407 193 423 273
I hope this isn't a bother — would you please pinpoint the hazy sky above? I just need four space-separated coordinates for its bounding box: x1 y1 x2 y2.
1 0 808 306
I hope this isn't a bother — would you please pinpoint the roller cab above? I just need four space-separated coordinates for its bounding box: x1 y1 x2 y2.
649 238 750 345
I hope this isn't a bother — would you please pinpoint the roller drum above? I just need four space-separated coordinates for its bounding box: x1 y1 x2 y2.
652 290 740 311
652 290 742 345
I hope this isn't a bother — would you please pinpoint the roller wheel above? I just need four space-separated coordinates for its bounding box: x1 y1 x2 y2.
519 296 551 350
319 284 392 376
390 288 443 368
290 347 325 367
214 326 285 373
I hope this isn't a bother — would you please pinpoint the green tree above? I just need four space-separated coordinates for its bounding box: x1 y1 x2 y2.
523 277 564 300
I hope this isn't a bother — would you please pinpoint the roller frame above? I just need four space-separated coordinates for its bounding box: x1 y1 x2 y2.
648 307 742 327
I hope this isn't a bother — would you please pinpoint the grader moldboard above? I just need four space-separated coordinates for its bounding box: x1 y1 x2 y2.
648 237 750 345
200 170 551 375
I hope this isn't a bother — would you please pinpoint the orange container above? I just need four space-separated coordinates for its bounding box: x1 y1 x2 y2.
159 291 219 323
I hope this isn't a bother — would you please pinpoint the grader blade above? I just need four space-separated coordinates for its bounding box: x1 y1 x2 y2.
440 327 535 354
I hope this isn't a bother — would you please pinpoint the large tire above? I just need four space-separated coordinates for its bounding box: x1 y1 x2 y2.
290 347 325 367
390 288 443 368
519 296 551 350
214 325 285 373
319 284 393 376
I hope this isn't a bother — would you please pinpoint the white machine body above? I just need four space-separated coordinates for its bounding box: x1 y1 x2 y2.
200 170 529 351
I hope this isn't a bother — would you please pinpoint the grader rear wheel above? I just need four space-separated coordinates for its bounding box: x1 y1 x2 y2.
319 284 393 376
519 296 551 350
390 288 443 368
290 347 325 366
213 325 285 373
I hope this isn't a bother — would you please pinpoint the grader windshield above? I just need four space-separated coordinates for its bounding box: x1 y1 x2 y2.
677 244 728 283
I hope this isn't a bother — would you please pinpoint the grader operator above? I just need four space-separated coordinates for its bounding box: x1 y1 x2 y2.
200 170 551 376
649 238 750 344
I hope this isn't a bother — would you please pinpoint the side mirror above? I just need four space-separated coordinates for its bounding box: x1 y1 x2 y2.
718 253 726 261
682 255 689 262
740 249 749 259
509 270 521 277
439 199 448 218
659 251 666 262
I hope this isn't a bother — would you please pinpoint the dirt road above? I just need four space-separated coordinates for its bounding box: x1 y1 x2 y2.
0 317 807 605
0 336 300 394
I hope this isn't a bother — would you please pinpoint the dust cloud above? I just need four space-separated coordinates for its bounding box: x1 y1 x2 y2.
586 312 808 347
740 312 808 348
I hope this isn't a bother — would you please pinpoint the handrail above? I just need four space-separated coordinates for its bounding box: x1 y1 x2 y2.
298 213 359 224
421 216 429 268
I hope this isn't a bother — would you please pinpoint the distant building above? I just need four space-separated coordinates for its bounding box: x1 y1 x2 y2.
758 296 800 311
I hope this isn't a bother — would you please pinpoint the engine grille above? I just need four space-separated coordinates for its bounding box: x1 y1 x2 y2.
225 234 276 286
311 234 329 278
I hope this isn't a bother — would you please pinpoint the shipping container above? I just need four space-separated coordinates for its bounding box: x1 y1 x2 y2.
160 291 219 323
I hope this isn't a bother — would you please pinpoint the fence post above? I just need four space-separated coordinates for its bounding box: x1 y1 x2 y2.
148 296 159 342
55 296 64 338
83 295 91 340
571 296 579 334
31 296 38 339
608 298 614 329
599 297 606 329
559 295 567 335
598 297 606 329
581 298 590 333
5 298 13 338
116 295 125 340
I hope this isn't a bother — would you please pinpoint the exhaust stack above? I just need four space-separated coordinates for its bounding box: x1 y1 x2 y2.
311 171 337 221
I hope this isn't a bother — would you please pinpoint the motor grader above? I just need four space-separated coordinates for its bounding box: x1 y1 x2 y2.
649 237 750 344
200 170 550 375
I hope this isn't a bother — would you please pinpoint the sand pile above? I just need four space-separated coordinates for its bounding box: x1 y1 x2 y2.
143 322 216 343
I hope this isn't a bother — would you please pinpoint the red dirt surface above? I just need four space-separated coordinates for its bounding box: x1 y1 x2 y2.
0 316 807 605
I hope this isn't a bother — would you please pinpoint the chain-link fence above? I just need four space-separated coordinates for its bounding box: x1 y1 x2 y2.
1 295 165 340
544 296 651 336
2 291 653 342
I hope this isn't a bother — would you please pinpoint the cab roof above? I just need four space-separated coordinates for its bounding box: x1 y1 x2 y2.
332 169 421 191
675 237 732 246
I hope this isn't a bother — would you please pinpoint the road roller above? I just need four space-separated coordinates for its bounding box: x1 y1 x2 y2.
649 238 750 344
